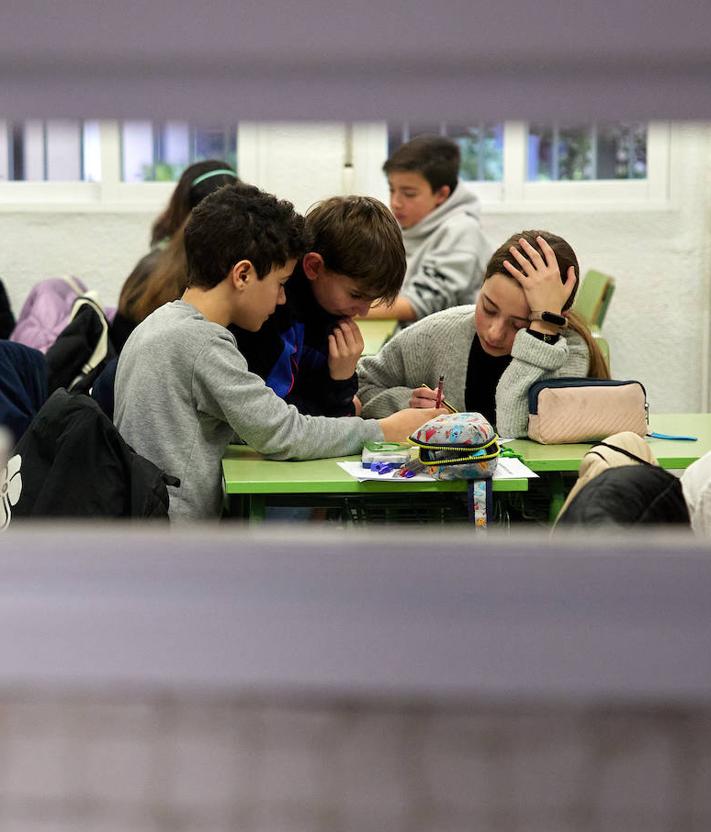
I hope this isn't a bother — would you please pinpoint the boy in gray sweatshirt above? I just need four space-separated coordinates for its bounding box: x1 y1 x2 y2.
114 184 439 521
367 135 491 324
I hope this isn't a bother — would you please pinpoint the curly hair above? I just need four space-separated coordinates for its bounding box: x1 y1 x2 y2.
184 184 309 288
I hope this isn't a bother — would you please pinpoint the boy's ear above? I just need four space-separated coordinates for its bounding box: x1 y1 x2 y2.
433 185 451 206
230 260 254 290
302 252 325 281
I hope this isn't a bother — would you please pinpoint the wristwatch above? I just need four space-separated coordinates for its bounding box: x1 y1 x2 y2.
528 310 567 328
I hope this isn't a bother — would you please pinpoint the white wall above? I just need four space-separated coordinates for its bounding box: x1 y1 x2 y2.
1 122 710 412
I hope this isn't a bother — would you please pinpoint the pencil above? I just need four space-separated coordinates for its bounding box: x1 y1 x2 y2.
435 375 445 409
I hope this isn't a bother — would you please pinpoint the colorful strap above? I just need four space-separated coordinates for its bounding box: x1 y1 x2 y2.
467 479 492 530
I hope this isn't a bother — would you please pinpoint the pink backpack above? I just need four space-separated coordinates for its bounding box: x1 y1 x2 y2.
10 276 88 353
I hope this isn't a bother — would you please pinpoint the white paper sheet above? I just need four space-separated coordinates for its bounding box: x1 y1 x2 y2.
338 458 537 483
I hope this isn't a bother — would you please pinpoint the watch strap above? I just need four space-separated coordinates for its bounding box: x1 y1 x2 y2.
529 310 567 328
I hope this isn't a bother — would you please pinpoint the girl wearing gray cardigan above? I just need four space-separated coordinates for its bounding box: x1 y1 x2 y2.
358 231 608 438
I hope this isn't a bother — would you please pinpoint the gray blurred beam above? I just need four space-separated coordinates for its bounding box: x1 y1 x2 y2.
0 1 710 119
0 526 710 701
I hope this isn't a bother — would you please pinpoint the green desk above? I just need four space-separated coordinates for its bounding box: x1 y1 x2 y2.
356 318 399 355
506 413 711 518
222 446 528 523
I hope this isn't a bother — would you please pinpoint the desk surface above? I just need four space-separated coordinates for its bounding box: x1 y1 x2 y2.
222 446 528 494
356 318 399 355
506 413 711 472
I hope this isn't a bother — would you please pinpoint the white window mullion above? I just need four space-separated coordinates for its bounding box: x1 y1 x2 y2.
351 122 389 202
502 121 526 204
0 120 8 180
98 120 122 202
236 122 263 189
646 121 671 202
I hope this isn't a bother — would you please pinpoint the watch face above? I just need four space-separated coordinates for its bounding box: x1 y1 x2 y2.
541 311 567 326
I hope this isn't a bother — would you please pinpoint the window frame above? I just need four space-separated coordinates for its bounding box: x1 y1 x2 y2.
0 119 671 213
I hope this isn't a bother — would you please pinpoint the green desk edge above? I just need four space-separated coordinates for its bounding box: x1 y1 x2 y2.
506 413 711 472
222 447 528 494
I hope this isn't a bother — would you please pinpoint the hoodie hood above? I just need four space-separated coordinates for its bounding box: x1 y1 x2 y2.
401 180 481 247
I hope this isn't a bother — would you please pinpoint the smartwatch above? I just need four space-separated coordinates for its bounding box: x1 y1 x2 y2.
529 310 567 328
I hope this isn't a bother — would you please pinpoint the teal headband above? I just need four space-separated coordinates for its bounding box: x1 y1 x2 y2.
190 168 237 188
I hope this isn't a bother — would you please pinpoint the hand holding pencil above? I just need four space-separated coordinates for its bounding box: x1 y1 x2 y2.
408 376 457 412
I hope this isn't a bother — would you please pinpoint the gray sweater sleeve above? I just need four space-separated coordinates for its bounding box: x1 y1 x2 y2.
358 307 475 418
357 305 590 437
495 327 591 438
193 334 383 458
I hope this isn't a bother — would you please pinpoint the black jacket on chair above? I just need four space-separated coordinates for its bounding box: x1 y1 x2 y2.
557 465 690 528
0 341 48 444
0 279 15 339
10 389 176 520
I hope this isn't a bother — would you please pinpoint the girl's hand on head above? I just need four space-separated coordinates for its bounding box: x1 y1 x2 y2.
503 235 576 315
409 385 438 409
328 318 365 380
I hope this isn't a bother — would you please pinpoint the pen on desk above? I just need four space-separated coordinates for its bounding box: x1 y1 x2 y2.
435 374 445 409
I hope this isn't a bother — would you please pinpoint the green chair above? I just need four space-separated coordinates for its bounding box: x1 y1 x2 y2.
592 331 611 374
573 270 615 328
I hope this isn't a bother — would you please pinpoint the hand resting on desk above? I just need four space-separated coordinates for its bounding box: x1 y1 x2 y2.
379 408 447 441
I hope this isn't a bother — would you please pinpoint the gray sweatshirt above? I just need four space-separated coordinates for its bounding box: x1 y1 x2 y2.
401 181 491 319
357 305 590 437
114 301 383 521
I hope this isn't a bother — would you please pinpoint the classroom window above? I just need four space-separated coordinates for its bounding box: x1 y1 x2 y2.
120 122 238 182
0 120 101 181
388 121 649 185
528 122 647 181
388 122 504 182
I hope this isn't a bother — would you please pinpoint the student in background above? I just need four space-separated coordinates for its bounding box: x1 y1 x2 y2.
114 184 442 521
112 160 238 352
358 230 609 438
234 195 405 417
365 135 490 324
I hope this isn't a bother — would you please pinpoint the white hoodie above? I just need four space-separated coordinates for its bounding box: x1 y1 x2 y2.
681 451 711 537
400 180 491 319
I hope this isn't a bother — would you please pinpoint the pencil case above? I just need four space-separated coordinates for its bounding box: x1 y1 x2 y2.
408 412 500 480
361 441 412 469
527 377 648 444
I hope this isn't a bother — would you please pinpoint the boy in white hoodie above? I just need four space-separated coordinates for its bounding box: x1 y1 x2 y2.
368 135 491 323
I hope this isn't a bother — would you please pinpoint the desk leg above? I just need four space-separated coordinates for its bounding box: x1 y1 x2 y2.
548 473 568 523
246 495 266 524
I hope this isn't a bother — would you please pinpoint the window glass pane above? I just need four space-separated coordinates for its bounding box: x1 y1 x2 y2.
82 120 101 182
388 121 503 182
528 122 647 181
23 121 45 181
597 123 647 179
46 120 82 181
0 119 95 181
121 121 237 182
447 123 504 182
122 121 155 182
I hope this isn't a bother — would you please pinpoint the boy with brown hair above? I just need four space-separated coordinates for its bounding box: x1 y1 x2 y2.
114 184 437 521
368 134 490 323
233 195 405 416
